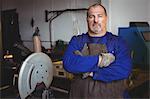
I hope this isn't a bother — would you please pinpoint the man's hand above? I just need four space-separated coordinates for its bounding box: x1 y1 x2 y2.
74 50 83 56
98 53 115 67
82 72 93 79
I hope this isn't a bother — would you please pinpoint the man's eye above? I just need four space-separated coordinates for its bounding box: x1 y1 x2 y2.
98 15 103 18
88 15 94 19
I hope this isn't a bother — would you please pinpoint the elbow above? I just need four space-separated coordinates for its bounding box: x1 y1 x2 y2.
120 65 132 80
121 58 133 79
63 56 78 73
119 63 132 79
125 61 133 77
63 58 73 73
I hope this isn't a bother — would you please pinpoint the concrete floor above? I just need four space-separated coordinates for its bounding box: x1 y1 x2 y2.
0 77 70 99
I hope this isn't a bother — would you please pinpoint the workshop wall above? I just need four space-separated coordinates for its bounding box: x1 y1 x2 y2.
107 0 150 35
1 0 18 10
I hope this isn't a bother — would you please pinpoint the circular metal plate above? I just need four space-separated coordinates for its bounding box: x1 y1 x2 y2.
18 52 53 99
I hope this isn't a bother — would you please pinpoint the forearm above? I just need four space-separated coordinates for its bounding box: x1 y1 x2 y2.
93 57 132 82
63 52 99 73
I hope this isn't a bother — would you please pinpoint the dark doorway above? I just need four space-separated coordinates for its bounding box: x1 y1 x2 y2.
1 9 22 57
1 9 22 87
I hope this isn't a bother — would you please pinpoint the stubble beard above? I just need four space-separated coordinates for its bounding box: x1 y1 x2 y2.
91 23 102 34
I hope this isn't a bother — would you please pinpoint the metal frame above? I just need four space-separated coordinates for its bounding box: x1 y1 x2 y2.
45 8 87 48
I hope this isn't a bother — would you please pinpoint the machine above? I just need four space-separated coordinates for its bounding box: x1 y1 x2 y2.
119 22 150 70
18 27 54 99
18 52 53 99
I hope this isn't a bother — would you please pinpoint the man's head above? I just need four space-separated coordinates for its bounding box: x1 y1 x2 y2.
87 3 107 37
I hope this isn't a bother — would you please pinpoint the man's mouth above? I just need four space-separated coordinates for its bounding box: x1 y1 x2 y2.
92 24 102 33
93 23 101 27
93 24 101 28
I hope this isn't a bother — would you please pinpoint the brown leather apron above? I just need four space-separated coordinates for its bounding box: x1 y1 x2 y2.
70 43 127 99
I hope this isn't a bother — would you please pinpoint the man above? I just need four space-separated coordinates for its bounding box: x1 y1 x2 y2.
63 3 132 99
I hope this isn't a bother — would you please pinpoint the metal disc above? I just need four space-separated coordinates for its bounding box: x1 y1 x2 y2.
18 52 53 99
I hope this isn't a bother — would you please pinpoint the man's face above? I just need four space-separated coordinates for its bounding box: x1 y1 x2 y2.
87 6 107 36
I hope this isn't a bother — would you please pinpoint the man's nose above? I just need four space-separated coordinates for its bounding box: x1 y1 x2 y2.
94 16 99 23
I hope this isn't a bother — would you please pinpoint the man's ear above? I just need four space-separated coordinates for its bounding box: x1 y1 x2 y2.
106 15 108 23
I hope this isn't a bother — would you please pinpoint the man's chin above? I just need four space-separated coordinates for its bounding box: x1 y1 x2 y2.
93 30 102 34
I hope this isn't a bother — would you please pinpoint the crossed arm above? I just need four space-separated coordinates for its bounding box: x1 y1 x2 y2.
63 36 132 82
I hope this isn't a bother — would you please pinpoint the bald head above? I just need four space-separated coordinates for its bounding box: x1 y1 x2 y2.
87 3 107 17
